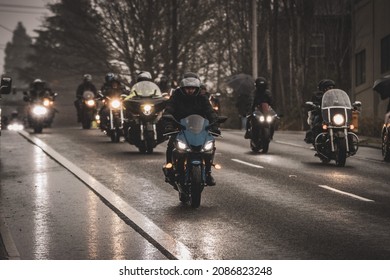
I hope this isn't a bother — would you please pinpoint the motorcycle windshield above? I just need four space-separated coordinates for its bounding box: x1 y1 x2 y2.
130 81 162 98
180 115 209 146
83 91 94 100
321 89 352 109
321 89 352 124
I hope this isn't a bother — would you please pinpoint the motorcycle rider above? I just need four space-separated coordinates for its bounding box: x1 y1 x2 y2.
74 74 97 122
98 72 128 130
163 73 219 186
27 79 54 101
244 77 273 139
304 79 335 144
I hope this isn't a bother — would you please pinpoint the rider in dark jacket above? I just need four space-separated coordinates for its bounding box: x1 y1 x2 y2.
304 79 335 144
245 77 273 139
75 74 97 122
164 73 218 186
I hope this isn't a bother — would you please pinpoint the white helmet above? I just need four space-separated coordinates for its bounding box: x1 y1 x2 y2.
137 71 152 82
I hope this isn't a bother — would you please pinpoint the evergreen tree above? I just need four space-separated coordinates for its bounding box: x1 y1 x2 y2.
21 0 109 90
3 22 33 89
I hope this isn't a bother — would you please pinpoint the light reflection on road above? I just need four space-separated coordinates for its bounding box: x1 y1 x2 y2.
32 146 50 259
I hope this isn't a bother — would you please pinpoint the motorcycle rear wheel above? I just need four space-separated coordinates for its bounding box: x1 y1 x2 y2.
190 166 202 208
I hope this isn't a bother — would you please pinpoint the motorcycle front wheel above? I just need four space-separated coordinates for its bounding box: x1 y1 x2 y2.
382 129 390 162
190 166 202 208
110 128 121 143
335 138 347 167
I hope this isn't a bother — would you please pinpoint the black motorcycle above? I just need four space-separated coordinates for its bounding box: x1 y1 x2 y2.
381 113 390 162
305 89 361 166
23 91 58 133
162 114 227 208
79 91 97 129
247 103 278 153
98 89 126 142
123 81 167 153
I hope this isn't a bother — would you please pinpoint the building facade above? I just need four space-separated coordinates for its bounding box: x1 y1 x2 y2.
352 0 390 120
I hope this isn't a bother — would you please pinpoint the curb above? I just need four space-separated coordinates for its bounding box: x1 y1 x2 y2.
0 214 20 260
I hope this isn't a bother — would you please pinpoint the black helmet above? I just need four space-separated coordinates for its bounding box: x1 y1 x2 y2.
105 72 116 83
83 74 92 82
255 77 267 89
318 79 335 92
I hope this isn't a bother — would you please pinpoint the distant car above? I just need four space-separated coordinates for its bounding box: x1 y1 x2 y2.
0 75 13 135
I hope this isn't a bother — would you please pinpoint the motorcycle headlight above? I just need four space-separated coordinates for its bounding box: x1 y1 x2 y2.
142 104 153 116
7 123 24 131
86 99 95 107
43 98 51 107
259 116 265 122
266 115 273 123
110 99 121 109
177 140 187 150
203 140 214 151
333 114 345 126
32 105 48 116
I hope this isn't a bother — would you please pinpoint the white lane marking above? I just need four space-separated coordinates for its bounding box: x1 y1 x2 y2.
18 130 193 260
231 159 264 169
274 140 307 148
318 185 375 202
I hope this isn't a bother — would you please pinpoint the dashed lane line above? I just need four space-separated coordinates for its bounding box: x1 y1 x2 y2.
231 159 264 169
318 185 375 202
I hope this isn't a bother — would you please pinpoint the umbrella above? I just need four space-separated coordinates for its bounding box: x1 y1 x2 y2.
225 73 255 96
373 75 390 100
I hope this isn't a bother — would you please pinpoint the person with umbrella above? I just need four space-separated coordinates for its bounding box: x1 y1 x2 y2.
373 74 390 122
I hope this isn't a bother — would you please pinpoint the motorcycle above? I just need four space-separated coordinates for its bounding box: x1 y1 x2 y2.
305 89 361 166
123 81 167 153
162 114 227 208
381 113 390 162
23 91 58 133
246 103 278 153
79 90 97 129
98 89 127 143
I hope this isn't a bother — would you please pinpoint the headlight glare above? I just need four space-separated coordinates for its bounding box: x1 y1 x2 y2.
110 99 121 109
86 99 95 107
203 141 214 151
333 114 345 126
177 140 187 150
32 105 48 116
259 116 265 122
142 104 153 115
266 116 273 123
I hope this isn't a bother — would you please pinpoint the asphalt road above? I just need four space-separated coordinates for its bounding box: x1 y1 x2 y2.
1 97 389 260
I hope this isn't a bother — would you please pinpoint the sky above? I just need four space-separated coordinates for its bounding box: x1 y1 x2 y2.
0 0 54 72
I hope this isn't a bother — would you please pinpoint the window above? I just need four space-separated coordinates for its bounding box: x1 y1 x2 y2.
309 33 325 58
355 50 366 86
381 35 390 73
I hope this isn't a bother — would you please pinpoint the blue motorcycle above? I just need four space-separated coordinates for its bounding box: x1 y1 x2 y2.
163 114 227 208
